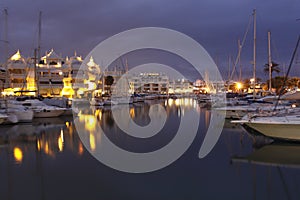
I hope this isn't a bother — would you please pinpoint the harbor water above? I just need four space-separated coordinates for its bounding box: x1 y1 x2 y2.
0 98 300 200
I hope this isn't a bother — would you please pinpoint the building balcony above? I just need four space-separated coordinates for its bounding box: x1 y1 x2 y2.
9 74 27 79
7 63 27 69
38 77 64 82
10 83 26 88
38 84 63 89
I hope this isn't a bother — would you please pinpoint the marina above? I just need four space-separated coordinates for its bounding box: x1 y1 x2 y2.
0 1 300 199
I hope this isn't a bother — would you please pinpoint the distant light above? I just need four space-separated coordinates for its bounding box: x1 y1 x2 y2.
14 147 23 164
78 143 84 156
236 82 243 90
58 131 64 152
90 134 96 152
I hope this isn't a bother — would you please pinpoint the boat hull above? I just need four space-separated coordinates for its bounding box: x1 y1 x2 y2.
16 110 34 122
245 122 300 141
34 109 65 118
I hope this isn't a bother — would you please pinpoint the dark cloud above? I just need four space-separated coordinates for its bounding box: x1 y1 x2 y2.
0 0 299 80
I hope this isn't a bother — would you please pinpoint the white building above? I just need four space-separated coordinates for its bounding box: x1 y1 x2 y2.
128 73 169 94
0 66 6 89
7 50 29 89
37 49 69 96
169 79 194 95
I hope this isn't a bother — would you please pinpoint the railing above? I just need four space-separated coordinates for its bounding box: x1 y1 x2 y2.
10 83 26 88
9 74 26 79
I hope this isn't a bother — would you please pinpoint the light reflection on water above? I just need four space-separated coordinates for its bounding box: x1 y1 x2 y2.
0 98 300 200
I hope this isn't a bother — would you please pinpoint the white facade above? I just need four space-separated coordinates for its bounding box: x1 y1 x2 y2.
128 73 169 94
7 50 29 89
169 79 193 94
37 49 69 96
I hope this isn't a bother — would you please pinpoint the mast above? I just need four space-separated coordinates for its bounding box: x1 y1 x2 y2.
252 9 257 99
4 9 9 88
238 39 242 81
38 11 42 62
268 31 272 93
227 55 231 83
34 49 39 96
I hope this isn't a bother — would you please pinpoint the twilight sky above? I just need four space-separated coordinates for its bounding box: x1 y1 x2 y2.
0 0 299 81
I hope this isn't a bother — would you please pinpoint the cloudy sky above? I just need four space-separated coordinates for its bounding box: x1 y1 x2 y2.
0 0 299 81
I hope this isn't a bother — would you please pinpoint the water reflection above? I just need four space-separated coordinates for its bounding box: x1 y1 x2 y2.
0 98 300 200
230 142 300 200
13 147 23 164
232 142 300 169
74 98 200 153
0 116 84 165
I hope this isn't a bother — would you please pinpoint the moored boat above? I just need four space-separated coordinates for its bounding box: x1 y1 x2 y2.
232 108 300 141
0 113 8 124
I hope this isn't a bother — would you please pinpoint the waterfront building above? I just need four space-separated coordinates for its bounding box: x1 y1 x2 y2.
7 50 29 89
169 79 193 95
128 72 169 94
37 49 69 96
193 79 208 94
63 53 85 98
0 66 7 89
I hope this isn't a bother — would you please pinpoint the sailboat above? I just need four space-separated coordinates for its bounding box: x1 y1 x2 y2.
232 36 300 141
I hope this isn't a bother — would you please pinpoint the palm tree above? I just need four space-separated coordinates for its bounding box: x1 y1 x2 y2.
264 61 280 91
104 75 114 94
263 61 280 74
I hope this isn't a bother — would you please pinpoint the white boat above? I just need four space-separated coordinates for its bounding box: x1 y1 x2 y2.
8 108 34 123
281 88 300 100
216 103 288 119
71 98 90 105
33 108 65 118
0 111 18 124
1 102 34 123
133 94 144 102
103 98 118 106
10 99 65 118
90 97 104 106
144 94 157 100
232 108 300 141
112 96 133 104
0 113 8 124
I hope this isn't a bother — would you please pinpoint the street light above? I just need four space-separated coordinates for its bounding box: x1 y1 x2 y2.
236 82 243 90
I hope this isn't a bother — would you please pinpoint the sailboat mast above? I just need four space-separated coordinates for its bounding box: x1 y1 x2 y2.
38 11 42 61
238 39 242 81
268 31 272 92
4 9 9 88
253 9 257 98
34 49 40 96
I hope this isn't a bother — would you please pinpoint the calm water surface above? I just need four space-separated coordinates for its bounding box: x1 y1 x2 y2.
0 98 300 200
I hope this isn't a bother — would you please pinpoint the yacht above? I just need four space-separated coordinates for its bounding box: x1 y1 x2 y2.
232 108 300 141
103 98 118 106
132 94 145 103
112 96 134 104
9 99 65 118
1 101 34 123
281 88 300 100
90 97 104 106
0 113 8 124
216 103 288 119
